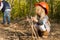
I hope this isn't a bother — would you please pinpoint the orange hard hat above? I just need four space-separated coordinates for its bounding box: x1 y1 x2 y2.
35 2 49 14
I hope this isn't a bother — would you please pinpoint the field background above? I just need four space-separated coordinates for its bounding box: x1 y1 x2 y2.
0 0 60 40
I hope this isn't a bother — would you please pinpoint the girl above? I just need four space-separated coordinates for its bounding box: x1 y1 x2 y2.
31 2 51 38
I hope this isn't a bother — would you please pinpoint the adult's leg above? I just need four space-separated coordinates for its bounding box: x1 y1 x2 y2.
6 11 10 24
3 11 7 24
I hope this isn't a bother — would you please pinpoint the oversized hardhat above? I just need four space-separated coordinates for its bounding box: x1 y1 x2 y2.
35 2 49 14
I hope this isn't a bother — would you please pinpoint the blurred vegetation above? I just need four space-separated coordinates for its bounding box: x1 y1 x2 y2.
0 0 60 23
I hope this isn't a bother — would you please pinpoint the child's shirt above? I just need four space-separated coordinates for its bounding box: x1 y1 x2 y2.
2 1 11 12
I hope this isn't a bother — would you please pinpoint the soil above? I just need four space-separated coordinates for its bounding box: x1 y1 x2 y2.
0 20 60 40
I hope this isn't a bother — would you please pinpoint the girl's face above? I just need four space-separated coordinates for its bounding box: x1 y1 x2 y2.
35 6 46 17
35 6 42 15
0 0 2 2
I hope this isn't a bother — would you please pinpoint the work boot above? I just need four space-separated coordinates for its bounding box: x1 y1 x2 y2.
42 31 49 38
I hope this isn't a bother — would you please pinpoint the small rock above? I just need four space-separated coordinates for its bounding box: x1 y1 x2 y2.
51 32 56 35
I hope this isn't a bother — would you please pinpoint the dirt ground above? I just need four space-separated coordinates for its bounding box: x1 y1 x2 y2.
0 20 60 40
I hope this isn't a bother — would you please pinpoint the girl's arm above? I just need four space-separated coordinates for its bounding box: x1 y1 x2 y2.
47 20 51 26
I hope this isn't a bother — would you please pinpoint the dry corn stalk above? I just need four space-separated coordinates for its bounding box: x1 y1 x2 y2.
28 19 39 40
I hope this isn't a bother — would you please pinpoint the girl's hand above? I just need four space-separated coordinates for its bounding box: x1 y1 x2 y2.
31 17 38 22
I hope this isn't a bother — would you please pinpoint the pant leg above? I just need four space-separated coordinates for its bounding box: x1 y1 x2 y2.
45 24 50 33
3 11 7 24
6 11 11 24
